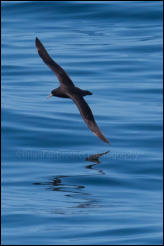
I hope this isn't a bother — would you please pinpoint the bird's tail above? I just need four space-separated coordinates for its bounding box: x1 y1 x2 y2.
83 90 92 96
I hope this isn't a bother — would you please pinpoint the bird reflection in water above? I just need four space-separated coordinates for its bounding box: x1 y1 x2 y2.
33 175 85 193
85 150 109 174
33 150 109 212
33 151 109 191
86 150 109 164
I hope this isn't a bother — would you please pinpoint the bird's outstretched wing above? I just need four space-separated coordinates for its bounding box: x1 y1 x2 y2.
35 37 74 87
67 93 109 144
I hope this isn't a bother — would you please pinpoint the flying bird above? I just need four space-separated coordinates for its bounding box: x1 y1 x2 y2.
35 37 109 144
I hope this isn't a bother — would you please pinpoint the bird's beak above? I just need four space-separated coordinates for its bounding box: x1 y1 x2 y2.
47 93 53 99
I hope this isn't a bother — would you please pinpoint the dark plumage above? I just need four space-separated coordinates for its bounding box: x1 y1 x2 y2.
35 37 109 144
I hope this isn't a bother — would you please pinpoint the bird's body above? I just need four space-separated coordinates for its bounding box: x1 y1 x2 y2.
35 37 109 144
51 86 92 99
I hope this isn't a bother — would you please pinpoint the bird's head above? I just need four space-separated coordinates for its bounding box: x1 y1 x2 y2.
47 88 57 98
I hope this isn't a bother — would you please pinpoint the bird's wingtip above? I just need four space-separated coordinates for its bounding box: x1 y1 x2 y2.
35 37 41 46
94 131 110 144
35 37 42 51
105 139 110 144
99 132 110 144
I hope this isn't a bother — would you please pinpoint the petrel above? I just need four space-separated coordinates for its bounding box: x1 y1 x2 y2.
35 37 109 144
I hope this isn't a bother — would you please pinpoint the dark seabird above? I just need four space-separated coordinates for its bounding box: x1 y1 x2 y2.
35 37 109 144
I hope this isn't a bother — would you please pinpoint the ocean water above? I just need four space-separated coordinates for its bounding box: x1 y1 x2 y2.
1 1 163 245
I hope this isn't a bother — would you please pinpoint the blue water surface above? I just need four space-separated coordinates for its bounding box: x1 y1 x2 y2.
1 1 163 245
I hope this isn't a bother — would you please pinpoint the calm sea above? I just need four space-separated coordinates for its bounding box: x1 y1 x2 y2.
1 1 163 245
